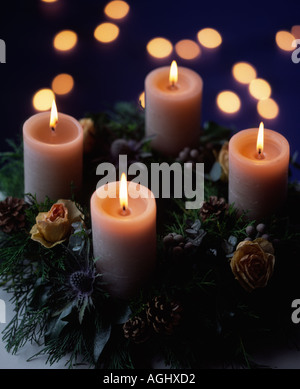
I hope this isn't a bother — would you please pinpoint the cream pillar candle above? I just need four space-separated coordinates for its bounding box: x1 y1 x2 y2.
90 175 157 300
228 124 290 220
23 106 83 203
145 61 203 156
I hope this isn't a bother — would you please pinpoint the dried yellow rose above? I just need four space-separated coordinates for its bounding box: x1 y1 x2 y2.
230 238 275 292
218 141 229 182
30 199 83 248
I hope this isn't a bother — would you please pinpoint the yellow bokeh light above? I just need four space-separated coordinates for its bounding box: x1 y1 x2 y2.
104 1 130 19
94 22 119 43
53 30 78 51
146 37 173 59
232 62 257 84
249 78 271 100
291 25 300 39
139 91 145 109
51 74 74 95
32 89 55 111
257 98 279 120
175 39 201 60
216 91 241 114
197 28 222 49
275 30 295 51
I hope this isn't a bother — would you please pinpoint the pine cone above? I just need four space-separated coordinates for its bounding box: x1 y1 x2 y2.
162 232 193 258
199 196 228 222
146 296 183 335
123 314 151 344
0 197 27 233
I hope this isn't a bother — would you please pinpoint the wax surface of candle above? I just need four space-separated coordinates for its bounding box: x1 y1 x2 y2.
145 65 203 156
91 181 156 300
228 128 289 220
23 112 83 203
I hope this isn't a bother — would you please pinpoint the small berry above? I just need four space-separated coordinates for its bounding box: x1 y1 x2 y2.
261 234 269 240
190 149 199 159
246 225 256 237
173 234 184 243
256 223 266 234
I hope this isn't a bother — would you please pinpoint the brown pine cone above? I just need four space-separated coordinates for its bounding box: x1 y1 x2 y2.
123 314 151 344
146 296 183 335
0 197 27 233
199 196 228 222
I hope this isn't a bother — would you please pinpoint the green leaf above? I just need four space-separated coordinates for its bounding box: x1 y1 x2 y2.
45 304 73 341
94 324 111 363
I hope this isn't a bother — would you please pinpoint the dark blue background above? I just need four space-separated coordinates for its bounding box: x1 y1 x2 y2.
0 0 300 178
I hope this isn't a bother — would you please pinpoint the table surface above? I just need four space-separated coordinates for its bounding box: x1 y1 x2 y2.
1 286 300 370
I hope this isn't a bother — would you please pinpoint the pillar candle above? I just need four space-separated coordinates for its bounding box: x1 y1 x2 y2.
90 178 156 300
228 126 290 220
23 111 83 203
145 62 203 156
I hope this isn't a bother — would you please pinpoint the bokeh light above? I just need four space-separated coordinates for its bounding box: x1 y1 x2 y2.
139 91 145 109
94 22 119 43
53 30 78 51
257 98 279 119
41 0 58 2
291 25 300 39
275 30 295 51
146 37 173 59
249 78 271 100
51 74 74 95
175 39 201 60
216 91 241 114
33 89 55 111
232 62 257 84
104 1 130 20
197 28 222 48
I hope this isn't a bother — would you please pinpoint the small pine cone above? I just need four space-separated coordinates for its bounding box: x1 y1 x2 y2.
199 196 228 222
146 296 183 335
123 314 151 344
162 232 193 258
0 197 27 233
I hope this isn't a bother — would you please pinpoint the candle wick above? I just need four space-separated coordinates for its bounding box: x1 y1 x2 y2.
168 82 178 91
257 149 264 160
123 205 126 212
51 126 56 133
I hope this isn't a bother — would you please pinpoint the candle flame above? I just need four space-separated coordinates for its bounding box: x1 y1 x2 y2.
169 60 178 87
50 99 58 130
256 122 264 156
119 173 128 211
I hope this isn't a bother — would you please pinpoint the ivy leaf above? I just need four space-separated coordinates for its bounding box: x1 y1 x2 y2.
114 305 132 325
206 162 222 182
94 324 112 363
45 304 73 341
